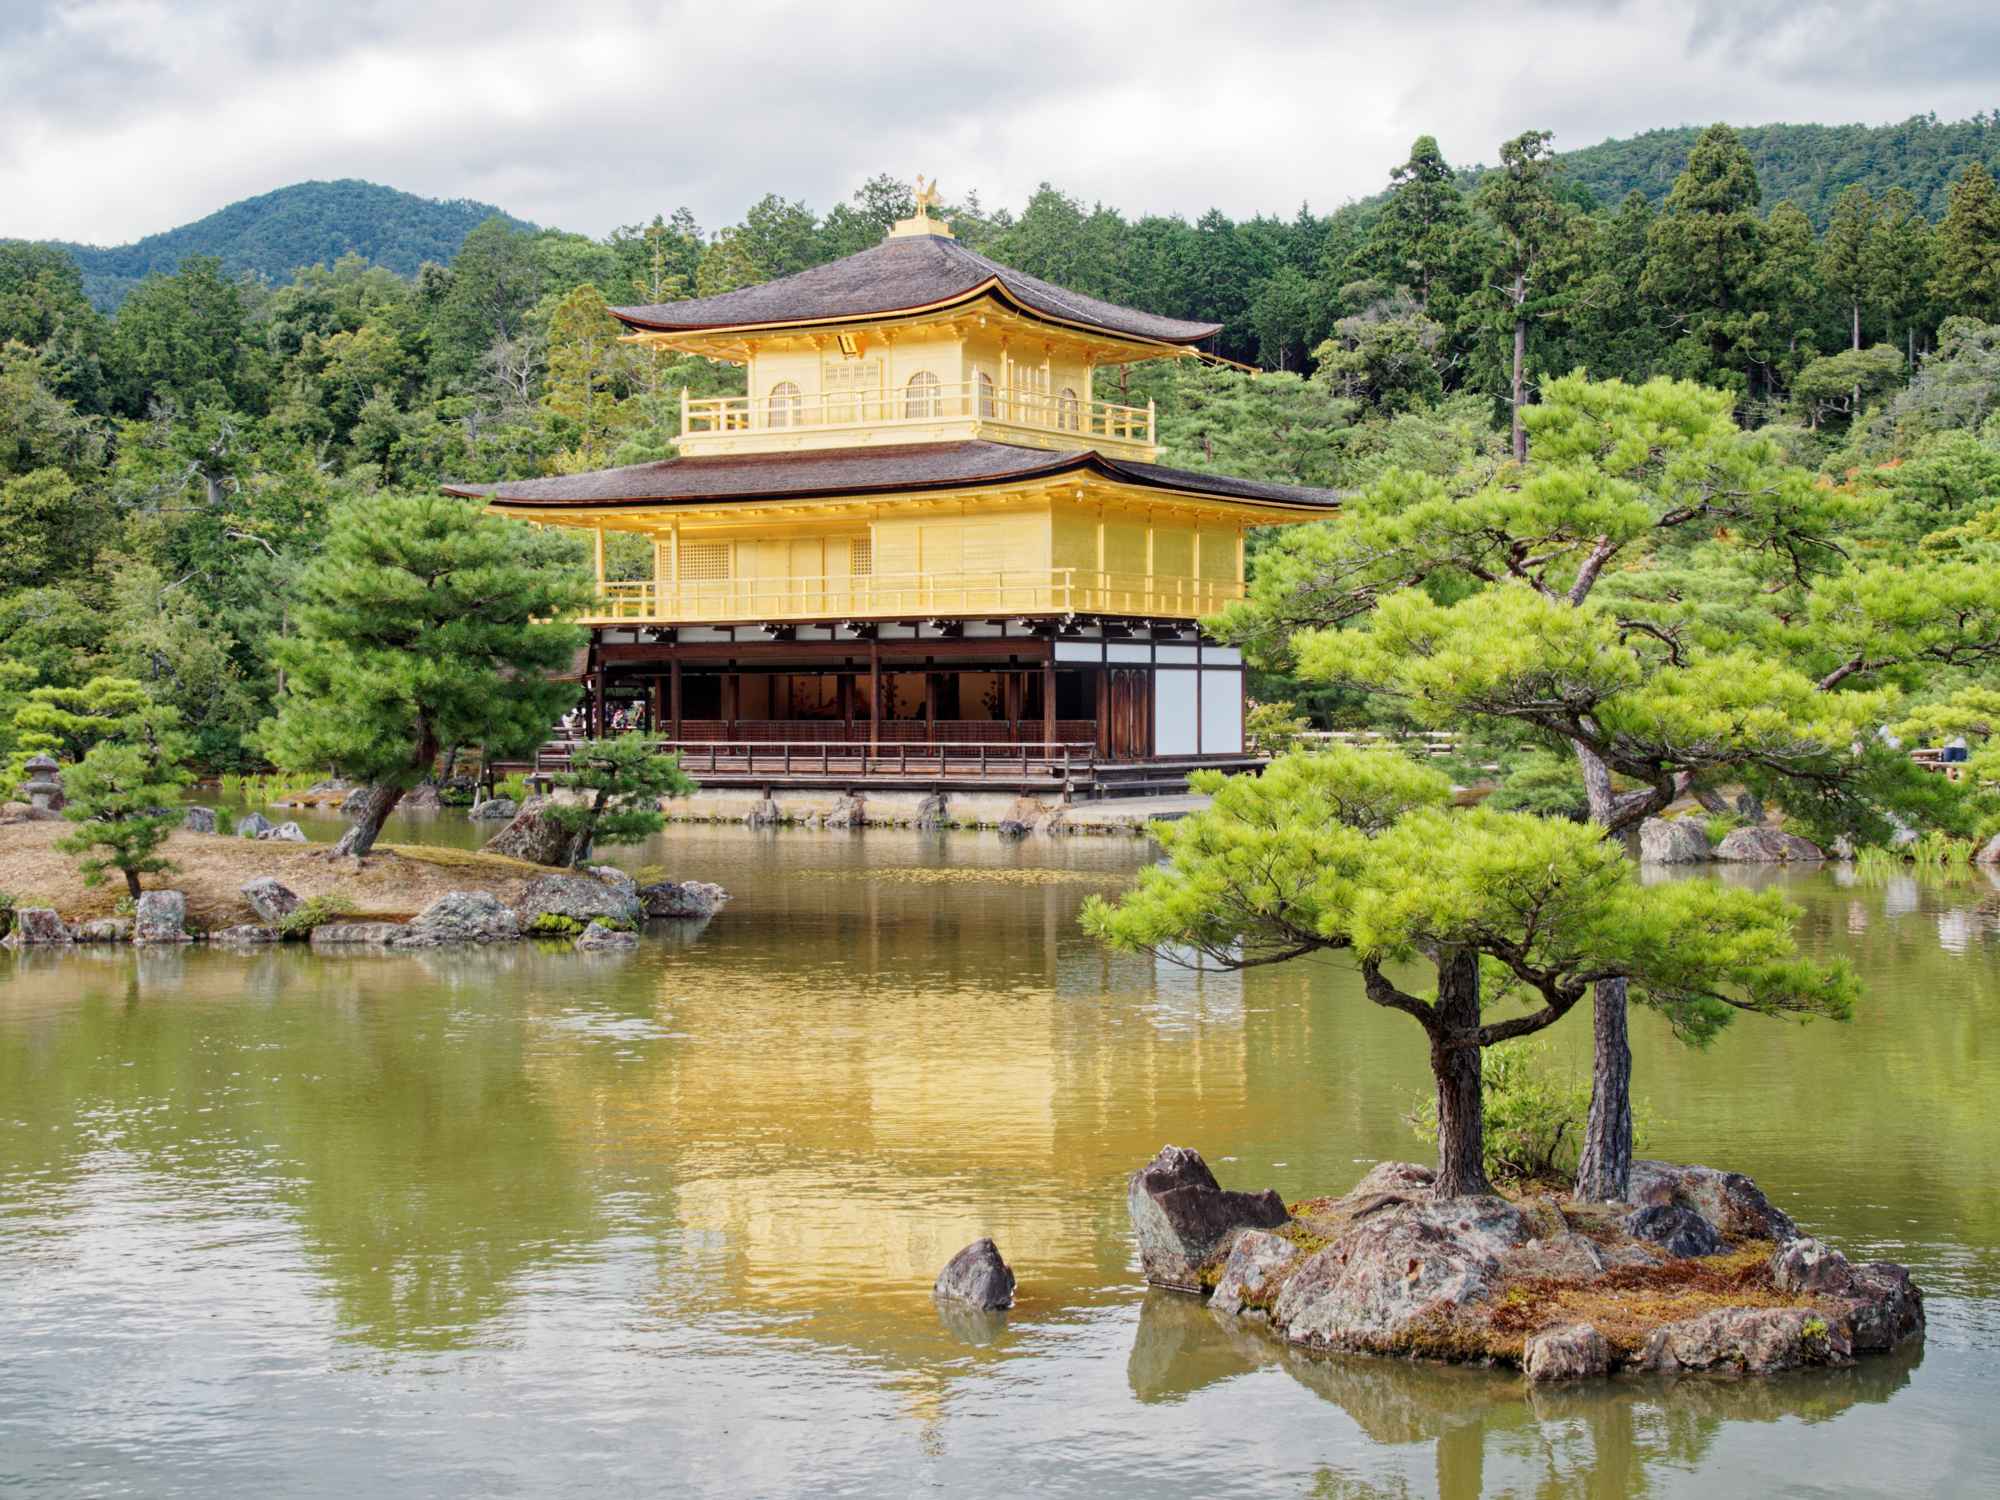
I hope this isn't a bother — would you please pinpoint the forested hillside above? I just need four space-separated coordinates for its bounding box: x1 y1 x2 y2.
1547 115 2000 225
32 180 531 309
5 124 2000 776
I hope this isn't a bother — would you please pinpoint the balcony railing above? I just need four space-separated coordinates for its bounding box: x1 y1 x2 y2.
681 382 1154 448
582 567 1242 624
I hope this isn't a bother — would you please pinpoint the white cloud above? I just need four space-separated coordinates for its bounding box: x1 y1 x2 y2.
4 0 1995 245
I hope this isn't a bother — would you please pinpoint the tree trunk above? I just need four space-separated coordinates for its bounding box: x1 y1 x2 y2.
1571 736 1635 1202
1511 275 1528 465
438 744 460 783
1575 977 1634 1202
124 868 143 901
1851 301 1861 353
331 783 406 859
1428 947 1493 1198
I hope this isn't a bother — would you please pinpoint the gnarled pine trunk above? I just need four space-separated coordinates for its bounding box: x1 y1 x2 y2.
331 783 406 859
1429 947 1492 1198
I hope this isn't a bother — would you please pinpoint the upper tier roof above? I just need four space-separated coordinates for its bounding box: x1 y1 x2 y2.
444 440 1337 512
609 233 1222 346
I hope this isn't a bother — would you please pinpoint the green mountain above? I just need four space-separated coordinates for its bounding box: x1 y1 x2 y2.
38 179 533 309
1547 115 2000 225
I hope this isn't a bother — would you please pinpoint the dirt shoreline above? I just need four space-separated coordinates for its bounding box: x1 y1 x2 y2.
0 820 547 927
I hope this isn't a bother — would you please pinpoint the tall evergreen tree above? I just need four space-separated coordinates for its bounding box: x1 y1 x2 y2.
1366 135 1481 317
1475 129 1576 461
542 284 639 470
1640 125 1768 395
1931 161 2000 320
1820 185 1877 351
1868 187 1936 364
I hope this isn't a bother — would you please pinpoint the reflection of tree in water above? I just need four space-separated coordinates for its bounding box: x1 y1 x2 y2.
1129 1288 1919 1499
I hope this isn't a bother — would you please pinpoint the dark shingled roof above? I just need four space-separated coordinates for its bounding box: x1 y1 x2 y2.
444 441 1339 511
610 233 1221 346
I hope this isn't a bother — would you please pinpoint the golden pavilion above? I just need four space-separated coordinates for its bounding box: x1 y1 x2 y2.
446 185 1337 793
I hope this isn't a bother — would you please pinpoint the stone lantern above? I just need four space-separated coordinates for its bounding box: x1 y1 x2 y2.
22 754 64 812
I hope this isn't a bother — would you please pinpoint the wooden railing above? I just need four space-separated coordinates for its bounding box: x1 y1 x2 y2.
585 568 1242 624
682 381 1154 447
530 735 1098 784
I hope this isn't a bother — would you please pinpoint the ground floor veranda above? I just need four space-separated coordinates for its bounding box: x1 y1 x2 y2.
534 616 1258 795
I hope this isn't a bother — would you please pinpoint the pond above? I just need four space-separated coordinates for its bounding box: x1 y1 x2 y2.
2 823 1997 1497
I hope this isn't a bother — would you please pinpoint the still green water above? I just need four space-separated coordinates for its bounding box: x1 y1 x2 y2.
1 821 1996 1497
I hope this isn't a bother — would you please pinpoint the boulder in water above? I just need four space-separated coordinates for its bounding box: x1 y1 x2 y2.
468 797 518 821
2 908 71 947
1626 1160 1798 1243
401 891 519 945
1127 1145 1289 1290
574 918 638 951
1631 1307 1851 1375
933 1238 1016 1310
1638 817 1710 863
516 871 642 927
1524 1323 1611 1382
639 880 727 919
482 797 585 867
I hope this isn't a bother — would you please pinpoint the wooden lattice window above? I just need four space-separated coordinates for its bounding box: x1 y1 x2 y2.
680 542 729 581
849 537 873 576
976 370 996 418
1057 387 1080 431
904 370 941 418
767 380 803 428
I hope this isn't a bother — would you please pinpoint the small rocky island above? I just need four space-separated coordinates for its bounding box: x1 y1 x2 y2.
1129 1146 1923 1382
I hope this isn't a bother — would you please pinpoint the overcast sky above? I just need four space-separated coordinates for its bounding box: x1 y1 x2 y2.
7 0 1998 246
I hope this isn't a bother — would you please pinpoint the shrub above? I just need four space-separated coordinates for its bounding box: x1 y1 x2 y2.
1245 699 1311 755
276 895 355 938
523 912 583 937
1703 812 1746 845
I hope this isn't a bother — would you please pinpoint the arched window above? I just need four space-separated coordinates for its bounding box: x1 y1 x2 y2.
1057 387 1080 431
766 381 803 428
904 370 940 418
976 370 996 418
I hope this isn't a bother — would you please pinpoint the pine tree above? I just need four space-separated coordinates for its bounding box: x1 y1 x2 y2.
1640 124 1767 394
1820 185 1876 351
260 493 591 857
545 734 697 867
56 733 191 900
1755 200 1825 393
1931 161 2000 320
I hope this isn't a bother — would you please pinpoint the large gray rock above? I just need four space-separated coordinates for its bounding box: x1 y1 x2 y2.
482 796 585 867
824 793 865 830
401 891 518 945
76 917 133 944
1638 817 1710 863
1624 1202 1725 1258
308 922 405 947
1626 1161 1797 1243
914 792 949 830
933 1238 1016 1310
468 797 518 821
1127 1145 1289 1290
574 918 639 951
745 797 782 828
234 811 275 839
1714 827 1824 862
212 924 280 945
1769 1238 1924 1353
1523 1323 1611 1382
515 871 642 927
2 908 71 947
1208 1228 1299 1317
260 821 308 843
1631 1307 1851 1375
134 890 190 946
181 805 218 834
400 783 444 811
240 877 301 925
586 865 637 892
639 880 728 919
1977 833 2000 866
1270 1195 1533 1354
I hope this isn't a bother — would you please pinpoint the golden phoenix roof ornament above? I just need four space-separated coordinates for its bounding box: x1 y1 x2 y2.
913 174 942 218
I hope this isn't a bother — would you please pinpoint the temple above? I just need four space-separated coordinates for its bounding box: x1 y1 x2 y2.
446 184 1338 795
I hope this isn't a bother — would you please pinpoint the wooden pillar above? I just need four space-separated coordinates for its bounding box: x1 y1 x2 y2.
669 658 682 741
723 673 738 738
1042 656 1056 753
924 669 937 742
867 640 881 752
650 675 664 737
1095 667 1110 757
838 671 853 728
